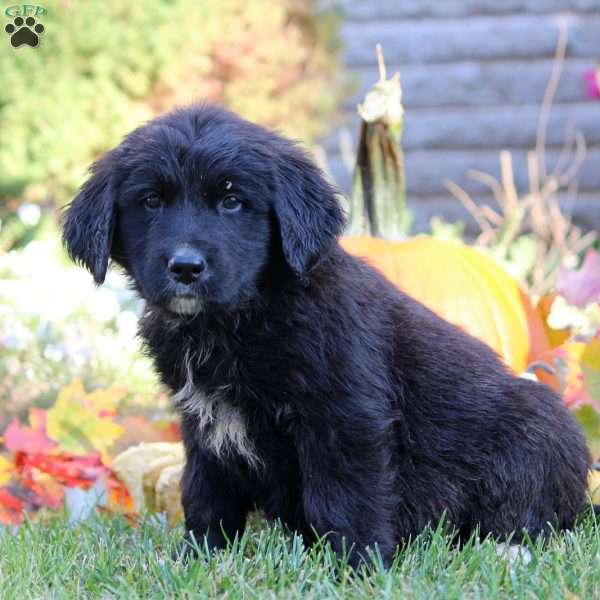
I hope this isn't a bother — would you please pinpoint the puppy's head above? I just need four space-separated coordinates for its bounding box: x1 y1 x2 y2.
62 105 345 315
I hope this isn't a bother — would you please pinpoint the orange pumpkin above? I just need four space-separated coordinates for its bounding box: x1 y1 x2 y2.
341 235 550 373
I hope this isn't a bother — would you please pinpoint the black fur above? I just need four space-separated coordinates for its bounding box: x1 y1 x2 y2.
63 104 590 567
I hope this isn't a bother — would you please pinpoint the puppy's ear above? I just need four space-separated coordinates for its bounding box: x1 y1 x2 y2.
275 146 345 275
62 151 117 284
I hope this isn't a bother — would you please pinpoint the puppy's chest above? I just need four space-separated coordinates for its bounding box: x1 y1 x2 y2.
172 345 295 465
174 380 256 463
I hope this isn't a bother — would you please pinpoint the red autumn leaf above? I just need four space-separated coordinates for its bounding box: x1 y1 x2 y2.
4 410 56 454
0 452 128 523
17 458 66 511
25 476 64 510
0 473 67 524
16 452 111 490
0 490 24 525
0 486 25 513
0 483 54 525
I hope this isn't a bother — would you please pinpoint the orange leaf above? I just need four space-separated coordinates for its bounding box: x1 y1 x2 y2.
0 477 64 524
106 476 136 514
17 452 110 490
20 471 64 510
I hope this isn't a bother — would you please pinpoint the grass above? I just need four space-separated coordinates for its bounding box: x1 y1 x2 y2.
1 513 600 599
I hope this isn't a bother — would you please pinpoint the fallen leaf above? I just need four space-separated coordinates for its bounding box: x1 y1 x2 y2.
0 487 25 525
106 476 136 515
17 452 110 489
4 410 56 455
0 456 14 486
46 380 124 462
21 469 64 510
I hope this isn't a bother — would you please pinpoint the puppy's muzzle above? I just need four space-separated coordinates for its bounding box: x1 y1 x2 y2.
168 247 207 285
165 246 207 315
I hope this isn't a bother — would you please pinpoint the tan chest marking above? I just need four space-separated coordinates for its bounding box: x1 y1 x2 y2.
173 352 259 466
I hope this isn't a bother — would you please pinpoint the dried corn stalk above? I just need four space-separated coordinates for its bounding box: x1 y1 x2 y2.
350 45 408 238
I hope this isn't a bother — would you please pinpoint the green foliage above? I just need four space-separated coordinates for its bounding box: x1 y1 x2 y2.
0 0 342 220
429 216 465 242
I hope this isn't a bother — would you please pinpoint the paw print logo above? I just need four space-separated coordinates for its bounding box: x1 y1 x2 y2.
5 16 45 48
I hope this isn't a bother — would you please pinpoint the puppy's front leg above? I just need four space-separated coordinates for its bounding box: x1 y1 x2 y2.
180 441 249 556
298 430 396 568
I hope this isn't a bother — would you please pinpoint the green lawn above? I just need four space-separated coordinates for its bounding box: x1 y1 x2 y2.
2 513 600 599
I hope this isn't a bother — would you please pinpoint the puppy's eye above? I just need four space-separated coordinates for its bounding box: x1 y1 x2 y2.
144 195 162 210
220 195 242 212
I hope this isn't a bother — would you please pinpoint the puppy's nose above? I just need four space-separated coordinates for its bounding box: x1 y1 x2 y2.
168 249 207 284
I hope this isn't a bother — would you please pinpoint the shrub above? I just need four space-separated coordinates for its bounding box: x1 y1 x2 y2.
0 0 342 242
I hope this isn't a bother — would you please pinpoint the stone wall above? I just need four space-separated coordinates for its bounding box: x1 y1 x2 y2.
325 0 600 232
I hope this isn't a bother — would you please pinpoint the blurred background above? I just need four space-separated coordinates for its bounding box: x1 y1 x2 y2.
0 0 599 517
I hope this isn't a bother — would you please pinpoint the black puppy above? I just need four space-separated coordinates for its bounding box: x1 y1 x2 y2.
63 104 590 566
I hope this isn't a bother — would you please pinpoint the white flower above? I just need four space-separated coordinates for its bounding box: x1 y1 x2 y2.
116 310 139 340
87 288 122 323
548 295 600 340
17 203 41 226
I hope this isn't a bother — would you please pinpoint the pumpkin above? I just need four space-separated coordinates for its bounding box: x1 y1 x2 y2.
341 235 550 373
